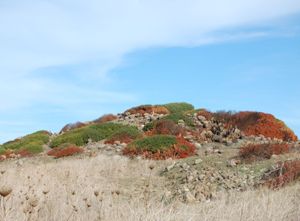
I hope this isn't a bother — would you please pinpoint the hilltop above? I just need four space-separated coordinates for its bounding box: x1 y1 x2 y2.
0 102 300 220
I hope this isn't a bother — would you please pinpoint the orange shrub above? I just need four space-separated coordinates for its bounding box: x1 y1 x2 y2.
229 112 297 142
150 120 185 136
196 110 297 142
123 136 195 160
239 143 290 162
47 145 84 158
265 160 300 189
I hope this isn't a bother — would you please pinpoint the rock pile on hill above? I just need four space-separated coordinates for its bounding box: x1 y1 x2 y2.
115 112 166 130
163 160 258 203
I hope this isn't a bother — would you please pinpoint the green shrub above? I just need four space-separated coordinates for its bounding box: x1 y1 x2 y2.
128 135 177 153
107 126 141 141
50 122 138 147
163 102 194 113
0 146 5 155
163 112 195 127
22 142 44 154
143 121 155 132
1 131 50 154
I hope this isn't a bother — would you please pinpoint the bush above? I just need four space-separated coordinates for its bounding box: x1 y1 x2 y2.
145 119 185 136
1 130 50 154
228 112 298 142
0 146 5 155
50 123 136 147
239 143 290 162
143 121 155 132
105 126 142 144
123 135 195 160
163 102 194 114
47 144 84 158
264 160 300 189
163 112 195 127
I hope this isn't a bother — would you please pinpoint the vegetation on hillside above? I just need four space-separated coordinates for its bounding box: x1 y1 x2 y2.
47 143 84 158
1 130 51 154
50 122 139 147
163 102 194 113
105 126 142 144
123 135 196 160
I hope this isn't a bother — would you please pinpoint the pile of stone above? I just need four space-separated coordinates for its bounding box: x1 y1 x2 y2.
114 112 166 130
163 161 259 203
180 113 243 145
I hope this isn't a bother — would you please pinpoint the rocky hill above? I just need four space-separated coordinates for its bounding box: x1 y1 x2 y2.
0 102 300 220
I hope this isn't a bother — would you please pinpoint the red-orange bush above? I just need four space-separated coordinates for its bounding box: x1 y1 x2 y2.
0 149 32 161
229 112 297 142
123 136 195 160
196 110 297 142
149 120 185 136
239 143 290 162
47 145 84 158
265 160 300 189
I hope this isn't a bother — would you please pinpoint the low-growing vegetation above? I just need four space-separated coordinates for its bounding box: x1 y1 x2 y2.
264 160 300 189
1 130 51 154
144 119 185 136
50 123 138 147
163 102 194 114
47 144 84 158
196 110 298 142
239 143 290 162
105 126 142 144
123 135 195 160
163 112 195 127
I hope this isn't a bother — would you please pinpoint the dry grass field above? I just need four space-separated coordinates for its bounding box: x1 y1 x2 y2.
0 153 299 221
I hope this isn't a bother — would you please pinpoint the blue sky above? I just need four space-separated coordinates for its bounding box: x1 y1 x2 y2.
1 0 300 143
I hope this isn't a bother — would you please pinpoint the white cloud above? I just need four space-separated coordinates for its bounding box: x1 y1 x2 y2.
0 0 300 112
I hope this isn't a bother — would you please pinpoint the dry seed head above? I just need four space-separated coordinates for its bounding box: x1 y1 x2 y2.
94 191 99 197
149 165 155 170
0 186 12 197
29 197 39 207
42 189 49 195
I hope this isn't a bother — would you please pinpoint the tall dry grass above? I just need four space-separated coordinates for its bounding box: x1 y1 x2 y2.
0 154 299 221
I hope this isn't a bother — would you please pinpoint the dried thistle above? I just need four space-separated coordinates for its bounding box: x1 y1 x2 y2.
0 186 12 197
94 191 99 197
29 197 39 207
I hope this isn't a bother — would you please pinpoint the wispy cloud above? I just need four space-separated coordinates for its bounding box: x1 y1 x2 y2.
1 0 300 111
